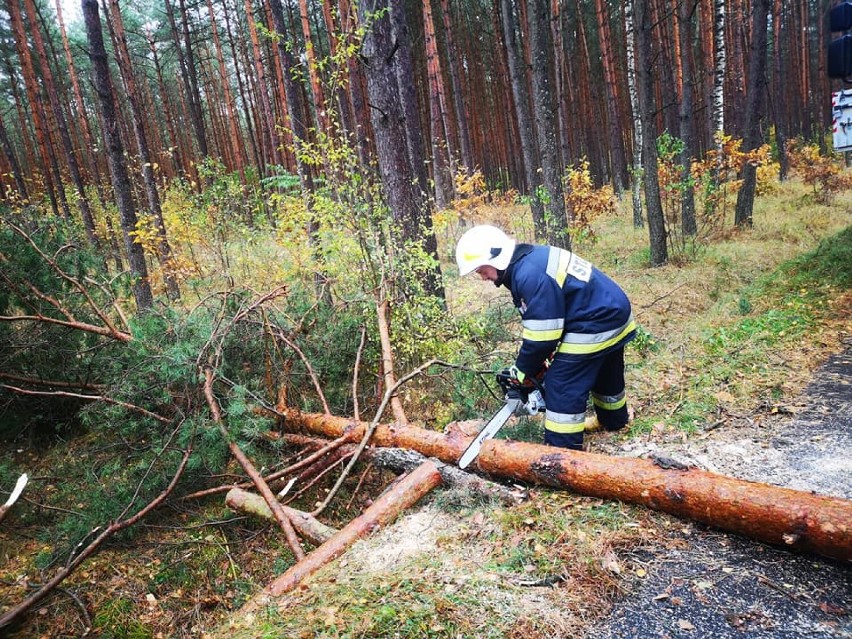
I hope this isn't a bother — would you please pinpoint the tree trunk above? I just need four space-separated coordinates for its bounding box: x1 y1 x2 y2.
55 0 106 205
624 0 644 228
594 0 628 195
527 0 568 247
423 0 454 207
6 0 63 218
389 0 430 199
245 0 282 171
82 0 153 312
256 460 442 598
297 0 330 137
176 0 209 158
734 0 770 228
277 409 852 562
500 0 546 233
23 0 100 246
712 0 726 153
635 0 667 265
206 0 246 181
107 0 181 301
439 0 474 173
678 0 698 236
771 0 788 180
358 0 445 299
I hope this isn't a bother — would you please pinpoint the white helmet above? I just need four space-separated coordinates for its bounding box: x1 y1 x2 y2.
455 225 516 276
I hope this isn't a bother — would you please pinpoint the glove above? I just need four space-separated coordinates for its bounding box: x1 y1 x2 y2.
506 365 527 385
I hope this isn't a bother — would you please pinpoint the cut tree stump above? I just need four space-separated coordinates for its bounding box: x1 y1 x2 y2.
277 409 852 562
225 488 338 545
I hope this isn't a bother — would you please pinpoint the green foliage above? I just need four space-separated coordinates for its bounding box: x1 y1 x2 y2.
94 598 153 639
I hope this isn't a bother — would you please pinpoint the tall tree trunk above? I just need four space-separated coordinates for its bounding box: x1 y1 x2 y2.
389 0 430 200
22 0 98 243
635 0 668 265
6 0 63 217
297 0 330 136
338 0 372 169
712 0 726 152
423 0 454 208
594 0 628 194
147 31 186 179
527 0 568 247
358 0 445 299
624 0 644 228
267 0 334 297
206 0 247 181
245 0 282 170
439 0 474 173
176 0 209 158
106 0 181 301
223 0 262 177
734 0 770 228
678 0 698 236
55 0 106 205
82 0 153 312
771 0 788 180
500 0 546 234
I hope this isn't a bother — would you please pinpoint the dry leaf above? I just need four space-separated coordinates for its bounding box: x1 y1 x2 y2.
602 551 622 574
677 619 695 630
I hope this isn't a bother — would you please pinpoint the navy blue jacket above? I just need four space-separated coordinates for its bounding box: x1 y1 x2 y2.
501 244 635 375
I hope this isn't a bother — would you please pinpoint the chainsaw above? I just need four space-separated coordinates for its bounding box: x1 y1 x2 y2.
458 370 545 470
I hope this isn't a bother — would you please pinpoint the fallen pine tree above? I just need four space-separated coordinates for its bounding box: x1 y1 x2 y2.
276 409 852 562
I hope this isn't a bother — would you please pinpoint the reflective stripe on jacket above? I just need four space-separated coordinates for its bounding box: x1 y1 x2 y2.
503 244 635 374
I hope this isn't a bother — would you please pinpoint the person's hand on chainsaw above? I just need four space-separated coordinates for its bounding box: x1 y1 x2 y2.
502 364 533 388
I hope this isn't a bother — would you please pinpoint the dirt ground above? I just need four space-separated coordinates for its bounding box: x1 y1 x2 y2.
587 341 852 639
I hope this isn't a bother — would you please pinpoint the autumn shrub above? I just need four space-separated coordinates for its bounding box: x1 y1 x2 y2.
563 158 616 242
786 139 852 204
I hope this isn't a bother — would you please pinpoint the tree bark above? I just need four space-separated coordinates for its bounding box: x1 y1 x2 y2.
677 0 698 236
276 409 852 562
82 0 153 312
225 488 338 545
358 0 444 299
624 0 644 228
594 0 628 194
176 0 209 158
439 0 474 173
254 460 442 598
422 0 453 208
527 0 568 247
500 0 546 231
635 0 668 265
734 0 770 228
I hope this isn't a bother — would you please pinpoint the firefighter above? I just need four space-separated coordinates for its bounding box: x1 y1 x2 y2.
455 224 635 451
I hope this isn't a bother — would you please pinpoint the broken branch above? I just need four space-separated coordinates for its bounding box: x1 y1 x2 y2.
225 488 338 546
202 366 305 560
